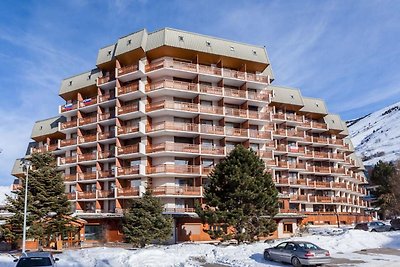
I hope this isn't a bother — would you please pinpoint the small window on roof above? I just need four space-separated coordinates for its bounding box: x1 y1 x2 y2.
230 46 235 51
107 50 112 56
315 103 319 107
252 50 257 55
290 95 294 99
69 81 73 86
127 39 131 45
206 41 211 46
87 74 91 80
178 35 184 41
332 120 335 123
40 126 43 130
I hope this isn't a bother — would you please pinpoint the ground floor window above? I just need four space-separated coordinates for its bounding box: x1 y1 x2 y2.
283 223 293 233
85 225 103 240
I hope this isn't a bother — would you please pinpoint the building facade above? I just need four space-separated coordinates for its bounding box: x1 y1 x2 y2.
12 28 370 243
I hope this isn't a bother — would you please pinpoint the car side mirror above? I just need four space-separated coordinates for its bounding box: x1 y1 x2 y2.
55 258 59 261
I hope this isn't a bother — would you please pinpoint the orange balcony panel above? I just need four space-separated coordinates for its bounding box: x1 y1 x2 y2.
147 164 200 175
201 145 224 155
224 88 246 98
118 64 138 76
60 138 77 147
98 170 115 178
247 73 269 83
147 142 199 154
277 161 289 168
67 192 76 200
97 190 114 198
199 84 223 96
332 182 348 189
78 172 96 180
98 131 115 140
148 122 198 133
199 105 224 114
147 80 197 93
201 166 213 175
225 108 247 118
313 151 329 159
98 150 114 159
265 159 277 166
330 139 344 146
312 122 328 129
314 181 331 188
79 97 97 107
78 153 96 162
152 186 201 196
247 90 270 101
200 125 224 135
273 113 286 120
77 191 96 199
118 104 139 115
290 195 308 201
117 187 140 197
99 112 113 121
249 111 270 120
277 177 289 184
61 121 77 129
313 137 329 144
315 196 332 203
98 76 112 85
79 134 97 144
79 116 97 125
117 166 139 176
199 65 222 76
314 166 331 173
98 93 113 103
287 131 305 138
274 128 287 136
118 82 139 95
224 68 246 79
118 144 139 155
226 128 248 137
118 125 139 135
256 150 273 159
64 174 76 181
163 207 195 213
60 156 76 165
32 146 48 153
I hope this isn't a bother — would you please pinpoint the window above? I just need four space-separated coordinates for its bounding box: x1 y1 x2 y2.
202 139 214 147
127 39 131 45
202 159 214 167
178 35 184 41
69 80 73 86
107 50 112 56
206 41 211 46
85 225 103 240
275 242 287 249
230 46 235 51
252 50 257 55
283 223 293 233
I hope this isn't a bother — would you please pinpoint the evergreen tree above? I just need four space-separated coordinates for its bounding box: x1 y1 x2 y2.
122 190 172 247
196 145 279 243
5 152 74 246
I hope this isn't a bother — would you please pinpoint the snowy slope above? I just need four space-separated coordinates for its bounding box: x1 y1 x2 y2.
1 230 400 267
348 101 400 166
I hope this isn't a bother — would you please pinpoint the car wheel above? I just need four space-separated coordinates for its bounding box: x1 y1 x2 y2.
264 251 272 261
291 256 302 267
390 227 394 231
371 229 377 232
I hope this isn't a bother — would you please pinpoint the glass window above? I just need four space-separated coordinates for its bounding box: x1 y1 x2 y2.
276 242 287 249
84 225 103 240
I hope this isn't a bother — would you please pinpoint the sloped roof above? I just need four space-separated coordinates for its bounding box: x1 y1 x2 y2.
31 116 65 139
300 97 328 115
324 114 344 131
59 69 101 95
270 86 304 107
11 158 24 177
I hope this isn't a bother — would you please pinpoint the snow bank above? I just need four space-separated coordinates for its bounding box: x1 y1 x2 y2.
1 230 400 266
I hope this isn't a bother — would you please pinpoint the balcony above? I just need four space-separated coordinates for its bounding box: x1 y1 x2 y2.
225 128 248 137
78 134 97 144
79 116 97 126
146 80 198 93
97 76 114 86
60 138 77 147
147 142 199 154
152 186 201 196
61 103 78 113
147 121 199 133
98 131 115 140
78 153 96 162
98 170 115 178
313 137 329 145
200 124 224 135
98 93 114 103
225 107 247 118
117 144 139 155
117 166 139 176
118 64 138 76
247 73 269 83
311 121 328 130
59 156 77 165
117 187 140 197
249 130 271 139
199 105 224 115
118 104 139 115
313 196 333 203
31 146 48 153
290 195 308 201
77 191 96 199
313 181 331 188
313 151 330 159
77 172 96 180
147 164 201 175
146 100 198 113
97 189 114 198
117 125 139 135
146 59 197 72
60 120 77 130
248 111 270 120
163 207 196 213
224 88 246 98
67 192 76 200
79 97 97 108
118 82 139 95
199 84 223 96
64 174 77 182
273 113 303 123
98 150 114 159
255 150 273 159
98 112 114 121
201 145 225 155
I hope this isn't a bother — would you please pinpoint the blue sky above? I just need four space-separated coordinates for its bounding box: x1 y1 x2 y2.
0 0 399 186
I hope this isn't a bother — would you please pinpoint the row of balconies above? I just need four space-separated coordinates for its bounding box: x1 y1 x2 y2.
60 93 115 113
274 145 347 159
289 194 367 206
68 185 202 201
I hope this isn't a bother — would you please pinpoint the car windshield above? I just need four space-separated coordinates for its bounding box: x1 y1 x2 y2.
377 222 384 226
297 243 320 250
16 257 52 267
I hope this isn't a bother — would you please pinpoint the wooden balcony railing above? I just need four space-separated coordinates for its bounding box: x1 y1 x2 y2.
201 145 225 155
311 121 328 129
147 164 201 175
199 105 224 114
199 125 224 135
163 207 196 213
146 80 197 93
147 142 199 154
152 186 201 196
77 172 96 180
117 187 140 197
79 134 97 144
98 170 115 178
60 156 77 165
117 125 139 135
117 166 139 176
77 191 96 199
98 93 114 103
118 82 139 95
61 120 77 129
147 121 198 133
249 130 271 139
290 195 308 201
118 64 138 76
117 144 139 155
98 131 115 140
199 84 223 95
61 103 78 113
198 65 222 76
78 153 96 162
97 190 114 198
225 128 248 137
98 150 114 159
98 112 113 121
67 192 76 200
64 174 77 182
225 107 247 118
118 104 139 115
247 91 270 101
79 97 97 108
224 88 246 98
79 116 97 125
248 111 270 120
97 76 113 85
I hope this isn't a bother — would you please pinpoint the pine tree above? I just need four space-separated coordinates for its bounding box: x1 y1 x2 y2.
122 190 172 247
5 152 75 246
196 145 279 243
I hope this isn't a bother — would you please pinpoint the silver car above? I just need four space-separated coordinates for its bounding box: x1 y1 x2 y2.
354 221 393 232
264 241 331 267
14 251 59 267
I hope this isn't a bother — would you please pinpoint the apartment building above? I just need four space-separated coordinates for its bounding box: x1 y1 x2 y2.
12 28 370 243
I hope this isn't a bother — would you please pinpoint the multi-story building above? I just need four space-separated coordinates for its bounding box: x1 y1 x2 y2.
12 28 370 243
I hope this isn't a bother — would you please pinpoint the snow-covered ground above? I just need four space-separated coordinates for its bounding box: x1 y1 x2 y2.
348 101 400 165
1 229 400 266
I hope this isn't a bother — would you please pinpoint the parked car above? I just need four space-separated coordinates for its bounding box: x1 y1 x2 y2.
390 218 400 230
14 252 59 267
264 241 331 267
354 221 393 232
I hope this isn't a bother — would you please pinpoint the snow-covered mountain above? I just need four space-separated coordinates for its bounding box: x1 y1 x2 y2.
348 101 400 166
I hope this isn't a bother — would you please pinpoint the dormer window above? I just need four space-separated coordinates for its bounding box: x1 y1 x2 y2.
87 74 91 80
69 81 73 86
127 39 131 45
206 41 211 47
230 46 235 51
252 50 257 55
290 95 294 99
316 103 319 107
107 50 112 56
178 35 184 41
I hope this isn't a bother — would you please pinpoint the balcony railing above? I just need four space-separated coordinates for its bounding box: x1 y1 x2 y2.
147 164 201 175
60 138 77 147
163 207 196 213
79 97 97 108
97 190 114 198
199 84 223 95
98 112 114 121
146 80 197 93
78 134 97 144
118 104 139 115
59 156 77 165
97 76 114 85
98 170 115 178
201 145 225 155
78 153 96 162
61 120 77 130
147 121 198 133
77 172 96 180
117 125 139 135
117 187 140 197
199 105 224 115
98 93 114 103
98 131 115 140
98 150 114 159
225 107 247 118
61 103 78 113
64 174 77 182
199 124 224 135
79 116 97 125
152 186 201 196
147 142 199 154
118 64 138 76
117 144 139 155
118 82 139 95
249 130 271 139
117 166 139 176
67 192 76 200
77 191 96 199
